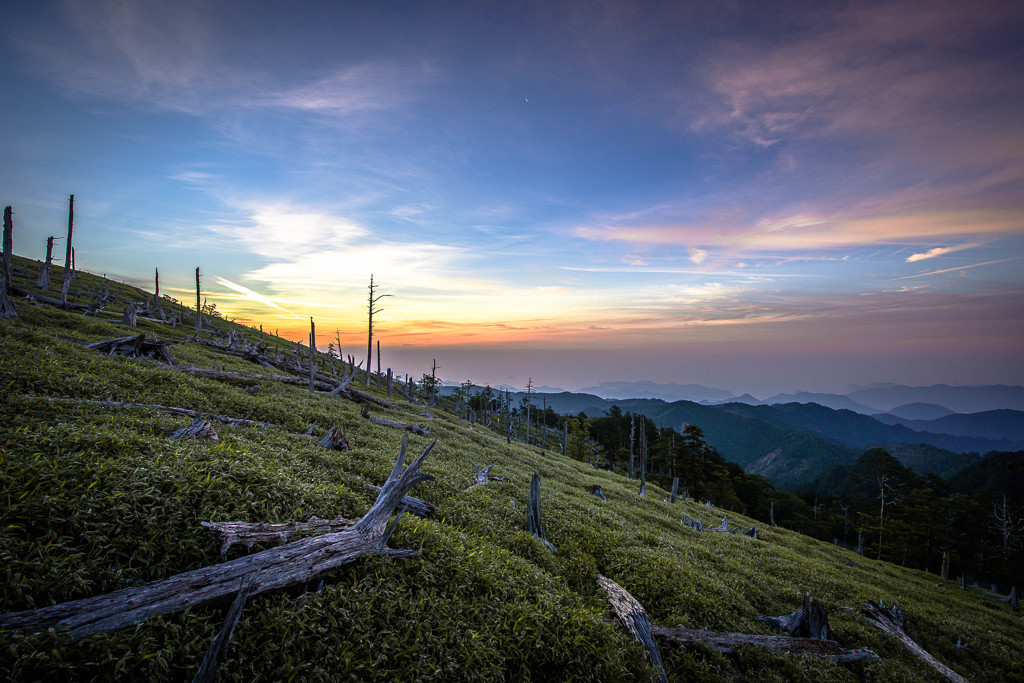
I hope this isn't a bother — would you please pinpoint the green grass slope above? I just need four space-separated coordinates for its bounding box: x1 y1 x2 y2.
1 262 1020 681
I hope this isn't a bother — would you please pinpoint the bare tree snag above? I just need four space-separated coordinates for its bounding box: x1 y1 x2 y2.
744 526 759 539
365 275 390 387
596 574 668 683
527 473 557 553
0 277 14 319
670 477 679 504
651 624 878 665
329 357 361 395
758 592 831 640
195 266 202 331
360 405 429 436
201 515 358 555
376 339 381 389
2 206 12 293
87 333 177 363
308 317 316 393
588 484 607 501
318 425 350 451
770 500 777 527
1005 586 1018 611
859 599 967 683
38 236 54 289
0 436 436 641
60 195 74 308
940 551 950 581
171 418 218 441
154 267 159 299
123 303 137 327
24 396 269 428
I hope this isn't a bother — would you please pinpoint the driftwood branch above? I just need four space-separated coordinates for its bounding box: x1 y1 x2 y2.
527 473 557 553
597 575 668 683
859 599 967 683
651 624 879 665
201 515 358 555
0 436 436 641
360 405 429 436
21 396 270 428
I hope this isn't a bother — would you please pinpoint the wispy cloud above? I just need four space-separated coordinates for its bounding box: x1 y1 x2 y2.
895 257 1021 280
214 277 300 318
906 243 981 263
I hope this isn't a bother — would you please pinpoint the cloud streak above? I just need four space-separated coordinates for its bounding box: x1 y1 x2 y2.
906 243 981 262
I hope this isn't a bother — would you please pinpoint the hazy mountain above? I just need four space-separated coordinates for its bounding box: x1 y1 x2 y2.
574 380 735 403
885 402 954 420
758 392 877 414
847 384 1024 413
885 410 1024 443
949 451 1024 498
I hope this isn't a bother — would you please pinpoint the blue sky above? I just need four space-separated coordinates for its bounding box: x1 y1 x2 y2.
3 0 1023 395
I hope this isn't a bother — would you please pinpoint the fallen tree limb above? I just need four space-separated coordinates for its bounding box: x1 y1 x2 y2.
201 515 358 555
651 624 878 665
597 574 669 683
361 405 429 436
366 483 437 518
859 599 967 683
20 396 270 428
1 436 436 641
192 573 257 683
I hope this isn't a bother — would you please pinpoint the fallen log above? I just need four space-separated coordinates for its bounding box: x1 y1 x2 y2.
859 599 967 683
361 405 429 436
0 436 436 641
192 574 256 683
759 592 831 640
527 473 557 553
651 624 878 665
201 515 358 555
22 396 269 428
597 574 669 683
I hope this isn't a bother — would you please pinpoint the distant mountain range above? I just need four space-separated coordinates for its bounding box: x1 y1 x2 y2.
575 381 734 403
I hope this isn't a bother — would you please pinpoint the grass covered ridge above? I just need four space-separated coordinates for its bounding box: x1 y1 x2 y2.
1 265 1020 681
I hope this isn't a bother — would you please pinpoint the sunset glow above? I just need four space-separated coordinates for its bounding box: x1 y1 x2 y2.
2 1 1022 394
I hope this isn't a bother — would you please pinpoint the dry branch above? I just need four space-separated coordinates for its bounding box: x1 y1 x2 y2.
651 624 878 665
597 574 668 683
859 599 967 683
201 515 357 555
22 396 269 428
361 405 429 436
1 436 436 641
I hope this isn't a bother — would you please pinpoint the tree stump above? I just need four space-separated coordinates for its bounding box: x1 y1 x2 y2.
588 484 607 501
758 592 831 640
318 425 350 451
171 418 218 441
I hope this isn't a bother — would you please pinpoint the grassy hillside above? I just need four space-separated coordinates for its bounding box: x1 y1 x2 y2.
1 260 1021 681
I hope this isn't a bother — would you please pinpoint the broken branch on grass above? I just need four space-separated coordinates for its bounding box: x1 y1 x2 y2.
859 599 967 683
650 624 878 665
171 417 218 441
360 405 429 436
21 396 270 428
597 574 669 683
466 462 512 490
0 436 436 641
88 333 178 364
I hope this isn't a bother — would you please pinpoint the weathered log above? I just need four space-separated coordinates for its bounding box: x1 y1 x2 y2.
191 574 255 683
201 515 358 555
597 574 668 683
23 396 269 428
0 436 436 641
87 333 177 363
860 599 967 683
318 425 350 451
527 473 557 553
651 624 878 665
758 592 831 640
360 405 429 436
171 417 218 441
588 484 607 501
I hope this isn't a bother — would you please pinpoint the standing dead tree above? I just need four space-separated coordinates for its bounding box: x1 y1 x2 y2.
527 473 557 553
365 274 390 387
60 195 74 308
2 206 12 293
0 436 437 641
859 599 967 683
597 575 669 683
38 236 54 289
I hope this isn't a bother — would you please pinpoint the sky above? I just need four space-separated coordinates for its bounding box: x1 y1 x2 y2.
2 0 1023 397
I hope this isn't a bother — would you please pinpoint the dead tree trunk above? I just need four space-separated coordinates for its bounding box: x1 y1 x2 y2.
60 195 74 308
651 624 877 665
638 423 647 497
365 275 390 387
0 436 436 642
195 267 202 331
1004 586 1018 611
0 277 14 319
596 575 668 683
940 552 950 581
202 515 357 555
123 303 137 327
770 500 777 527
308 317 316 393
2 206 12 294
318 425 350 451
154 267 160 299
758 592 831 640
670 477 679 504
527 473 557 553
859 599 967 683
38 236 54 289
